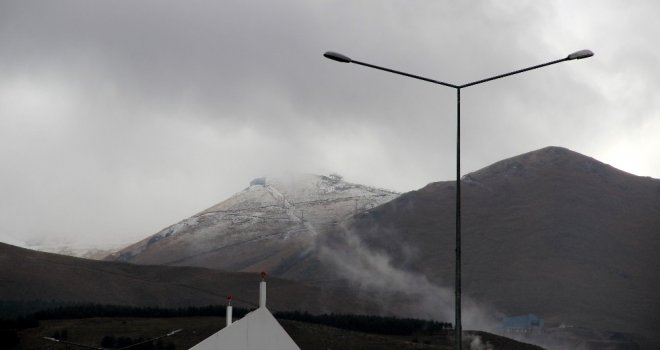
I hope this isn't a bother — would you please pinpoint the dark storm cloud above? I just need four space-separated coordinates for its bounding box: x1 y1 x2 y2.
1 1 554 124
1 0 658 246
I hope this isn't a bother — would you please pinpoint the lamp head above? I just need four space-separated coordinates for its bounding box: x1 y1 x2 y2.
567 49 594 60
324 51 352 63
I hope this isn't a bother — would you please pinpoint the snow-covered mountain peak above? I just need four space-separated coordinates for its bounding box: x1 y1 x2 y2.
200 173 397 215
109 173 399 267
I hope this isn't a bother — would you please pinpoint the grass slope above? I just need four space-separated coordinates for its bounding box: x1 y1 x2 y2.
12 316 546 350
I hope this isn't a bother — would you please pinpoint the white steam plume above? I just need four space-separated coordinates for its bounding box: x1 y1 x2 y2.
316 226 499 331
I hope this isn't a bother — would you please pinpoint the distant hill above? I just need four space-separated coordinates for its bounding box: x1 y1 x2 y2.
0 242 378 316
108 173 398 277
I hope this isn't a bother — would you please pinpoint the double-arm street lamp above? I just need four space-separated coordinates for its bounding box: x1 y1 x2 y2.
324 48 593 350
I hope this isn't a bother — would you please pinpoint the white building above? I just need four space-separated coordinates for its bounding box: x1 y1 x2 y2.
190 276 301 350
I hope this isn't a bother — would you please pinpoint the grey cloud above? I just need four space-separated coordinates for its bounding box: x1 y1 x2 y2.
1 0 658 246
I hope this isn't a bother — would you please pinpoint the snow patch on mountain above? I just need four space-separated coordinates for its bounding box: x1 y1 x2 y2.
9 238 129 260
109 174 399 263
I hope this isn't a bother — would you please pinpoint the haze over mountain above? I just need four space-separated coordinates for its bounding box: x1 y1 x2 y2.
108 146 660 349
109 173 398 276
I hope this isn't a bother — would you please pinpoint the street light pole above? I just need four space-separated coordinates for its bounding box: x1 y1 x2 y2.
324 48 593 350
455 86 461 349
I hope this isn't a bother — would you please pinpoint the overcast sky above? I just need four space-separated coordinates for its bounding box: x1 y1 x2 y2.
1 0 659 248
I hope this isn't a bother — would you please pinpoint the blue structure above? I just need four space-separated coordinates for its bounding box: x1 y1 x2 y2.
250 177 267 186
501 314 544 334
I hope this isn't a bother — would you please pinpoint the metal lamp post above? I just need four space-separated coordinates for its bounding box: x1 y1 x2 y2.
323 48 593 350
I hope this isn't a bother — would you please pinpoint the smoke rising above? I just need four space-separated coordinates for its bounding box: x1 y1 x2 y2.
316 224 499 331
468 334 494 350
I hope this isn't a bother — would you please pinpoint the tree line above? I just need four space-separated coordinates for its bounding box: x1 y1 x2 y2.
1 302 453 348
275 310 452 336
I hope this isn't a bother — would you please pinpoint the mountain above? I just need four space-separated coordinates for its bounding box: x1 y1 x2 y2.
0 242 379 317
106 147 660 348
332 146 660 348
108 173 398 277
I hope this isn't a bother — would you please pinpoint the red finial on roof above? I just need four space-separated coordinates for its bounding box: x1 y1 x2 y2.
260 271 267 280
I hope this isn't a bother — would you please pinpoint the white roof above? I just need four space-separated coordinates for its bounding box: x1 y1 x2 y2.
189 306 300 350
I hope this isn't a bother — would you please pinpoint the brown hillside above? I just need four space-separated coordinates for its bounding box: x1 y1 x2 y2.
0 242 377 315
338 146 660 344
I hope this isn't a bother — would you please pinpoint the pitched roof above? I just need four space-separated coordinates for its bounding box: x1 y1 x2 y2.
190 307 300 350
190 280 300 350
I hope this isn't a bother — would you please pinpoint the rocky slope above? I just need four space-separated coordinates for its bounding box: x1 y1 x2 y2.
108 174 398 276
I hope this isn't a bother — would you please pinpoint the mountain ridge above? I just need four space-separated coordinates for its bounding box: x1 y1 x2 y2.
107 173 399 274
